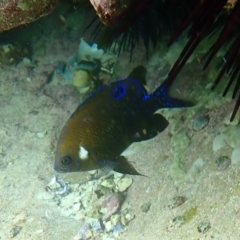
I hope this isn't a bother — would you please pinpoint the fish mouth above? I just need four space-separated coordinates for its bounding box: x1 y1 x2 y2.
54 161 68 173
59 166 70 173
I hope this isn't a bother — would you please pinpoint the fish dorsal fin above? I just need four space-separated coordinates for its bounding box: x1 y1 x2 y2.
128 65 147 85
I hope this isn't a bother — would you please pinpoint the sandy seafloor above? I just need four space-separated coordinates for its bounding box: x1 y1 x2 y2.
1 2 240 240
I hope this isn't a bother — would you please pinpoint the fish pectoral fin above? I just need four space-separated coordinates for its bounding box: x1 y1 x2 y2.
97 159 119 174
113 156 143 176
98 156 143 176
152 113 169 133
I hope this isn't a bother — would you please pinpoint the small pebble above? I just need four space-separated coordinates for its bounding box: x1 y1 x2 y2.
215 156 231 170
9 226 22 238
101 179 115 189
91 220 103 232
35 130 48 139
22 57 31 65
168 196 187 209
105 221 112 232
121 209 135 226
115 177 133 192
140 202 151 213
12 211 27 224
112 222 125 233
168 216 185 229
74 223 92 240
193 115 209 131
197 221 211 233
101 194 121 220
212 134 226 152
231 148 240 165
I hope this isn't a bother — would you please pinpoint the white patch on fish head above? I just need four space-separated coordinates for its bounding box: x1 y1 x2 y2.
79 145 89 160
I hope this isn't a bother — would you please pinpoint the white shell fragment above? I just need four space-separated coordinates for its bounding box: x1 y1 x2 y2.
35 129 48 139
212 134 226 152
231 148 240 165
77 38 104 61
115 177 133 192
101 179 115 189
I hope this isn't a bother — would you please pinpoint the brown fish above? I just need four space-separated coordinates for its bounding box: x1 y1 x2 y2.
54 66 194 175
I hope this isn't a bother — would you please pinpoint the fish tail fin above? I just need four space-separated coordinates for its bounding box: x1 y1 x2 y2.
151 80 196 109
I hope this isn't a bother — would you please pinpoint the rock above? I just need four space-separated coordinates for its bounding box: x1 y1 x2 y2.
215 156 231 170
101 194 121 220
168 216 186 230
115 177 133 192
91 220 103 232
121 209 135 226
224 125 240 148
22 57 32 66
0 43 31 65
101 179 115 189
112 222 125 233
72 69 92 88
197 221 211 233
193 115 209 131
168 196 187 209
89 0 132 26
12 211 27 225
213 134 226 152
74 223 92 240
231 148 240 165
140 202 151 213
110 214 121 226
0 1 58 32
35 130 48 139
9 226 22 238
77 38 104 61
104 221 112 232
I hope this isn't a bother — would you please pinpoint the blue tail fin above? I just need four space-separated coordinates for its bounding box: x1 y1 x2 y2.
151 80 196 109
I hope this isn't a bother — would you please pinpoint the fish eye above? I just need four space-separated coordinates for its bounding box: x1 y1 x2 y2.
61 156 72 165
